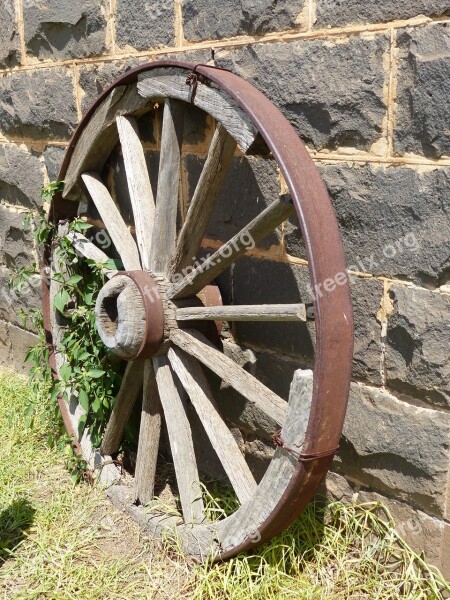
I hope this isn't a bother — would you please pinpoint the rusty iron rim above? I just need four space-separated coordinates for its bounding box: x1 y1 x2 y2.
42 60 354 559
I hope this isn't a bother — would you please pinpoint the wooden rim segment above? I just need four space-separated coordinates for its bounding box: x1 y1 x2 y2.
42 61 354 561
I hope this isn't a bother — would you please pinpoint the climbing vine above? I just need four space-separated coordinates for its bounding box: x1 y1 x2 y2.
11 182 125 479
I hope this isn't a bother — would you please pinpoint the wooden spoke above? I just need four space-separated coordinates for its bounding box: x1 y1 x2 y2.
116 115 155 270
170 329 287 429
170 124 236 277
176 304 307 322
153 355 204 523
66 231 117 279
169 196 294 299
134 359 163 505
100 361 144 456
81 172 141 271
168 347 257 504
150 99 184 273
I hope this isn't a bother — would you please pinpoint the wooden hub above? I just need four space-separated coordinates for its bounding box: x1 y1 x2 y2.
95 271 167 360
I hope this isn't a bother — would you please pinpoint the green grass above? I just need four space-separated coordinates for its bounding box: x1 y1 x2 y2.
0 370 449 599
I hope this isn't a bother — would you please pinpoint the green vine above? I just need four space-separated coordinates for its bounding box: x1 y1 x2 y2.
11 181 125 479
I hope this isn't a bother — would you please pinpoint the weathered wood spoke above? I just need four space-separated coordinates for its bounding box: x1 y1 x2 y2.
169 196 295 299
117 115 155 270
150 99 184 273
168 347 257 504
170 329 287 429
66 231 117 279
170 124 236 277
100 361 144 456
81 172 141 271
176 304 307 322
134 359 163 505
153 355 204 523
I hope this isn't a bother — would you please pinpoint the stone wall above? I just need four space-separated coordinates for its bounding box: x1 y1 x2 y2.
0 0 449 576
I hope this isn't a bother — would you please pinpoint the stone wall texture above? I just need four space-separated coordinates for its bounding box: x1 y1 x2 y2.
0 0 449 577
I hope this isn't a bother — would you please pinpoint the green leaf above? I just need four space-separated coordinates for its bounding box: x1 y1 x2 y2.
78 414 87 438
59 364 72 383
54 289 70 314
87 369 105 379
105 258 123 271
78 389 89 413
67 274 83 286
91 397 101 413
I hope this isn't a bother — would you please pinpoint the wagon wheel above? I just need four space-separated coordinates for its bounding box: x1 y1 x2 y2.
42 61 353 560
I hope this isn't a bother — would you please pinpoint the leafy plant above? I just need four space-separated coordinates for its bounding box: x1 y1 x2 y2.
12 181 124 467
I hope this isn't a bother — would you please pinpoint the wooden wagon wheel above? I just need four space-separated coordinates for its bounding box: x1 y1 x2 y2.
42 61 354 560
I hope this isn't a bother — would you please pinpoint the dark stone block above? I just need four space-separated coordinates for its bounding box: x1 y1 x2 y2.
0 68 78 141
43 146 67 182
184 154 282 251
79 58 147 115
314 0 450 28
336 382 450 517
0 2 20 68
116 0 175 51
386 285 450 409
285 163 450 287
0 267 41 332
0 144 45 209
216 36 388 152
0 206 35 270
23 0 107 61
395 23 450 159
351 277 383 385
183 0 307 41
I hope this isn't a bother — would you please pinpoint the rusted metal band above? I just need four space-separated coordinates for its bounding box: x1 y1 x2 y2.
185 63 233 103
121 271 165 361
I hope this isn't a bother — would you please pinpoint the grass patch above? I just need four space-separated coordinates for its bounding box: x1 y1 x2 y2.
0 370 449 599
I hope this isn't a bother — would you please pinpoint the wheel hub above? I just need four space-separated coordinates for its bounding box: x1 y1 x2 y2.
95 271 166 361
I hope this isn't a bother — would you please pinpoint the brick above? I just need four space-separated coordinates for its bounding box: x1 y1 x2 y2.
79 58 147 115
335 383 450 517
8 323 38 374
351 278 383 385
385 285 450 409
395 23 450 159
314 0 450 28
0 206 35 271
0 144 45 209
0 1 20 68
43 146 66 182
23 0 107 61
182 0 307 41
286 163 450 287
0 68 78 141
115 0 175 51
217 35 388 151
0 267 41 332
185 154 282 251
0 320 12 369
